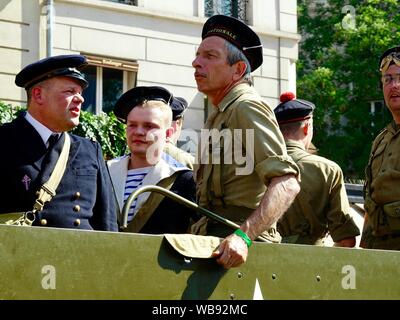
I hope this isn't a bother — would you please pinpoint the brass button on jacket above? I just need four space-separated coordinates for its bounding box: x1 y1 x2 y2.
73 219 81 227
73 205 81 212
40 219 47 226
74 192 81 200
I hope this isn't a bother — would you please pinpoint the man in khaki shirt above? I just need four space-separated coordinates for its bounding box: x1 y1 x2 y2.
192 15 300 269
274 92 360 246
362 45 400 250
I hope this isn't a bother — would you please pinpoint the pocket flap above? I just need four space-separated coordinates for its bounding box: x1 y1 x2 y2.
164 234 222 258
383 202 400 218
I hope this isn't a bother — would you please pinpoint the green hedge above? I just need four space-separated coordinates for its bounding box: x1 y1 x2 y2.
0 101 127 160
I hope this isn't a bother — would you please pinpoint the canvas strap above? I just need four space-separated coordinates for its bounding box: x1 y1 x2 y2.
33 133 71 212
2 133 71 226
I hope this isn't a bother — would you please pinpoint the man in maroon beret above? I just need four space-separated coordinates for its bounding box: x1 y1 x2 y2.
275 92 360 247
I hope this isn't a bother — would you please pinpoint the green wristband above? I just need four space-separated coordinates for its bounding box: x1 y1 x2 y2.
234 229 252 248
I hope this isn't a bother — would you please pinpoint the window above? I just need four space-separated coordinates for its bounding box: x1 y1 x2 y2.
81 55 138 114
205 0 248 22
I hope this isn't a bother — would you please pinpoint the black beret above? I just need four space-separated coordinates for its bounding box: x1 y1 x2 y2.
202 15 263 72
379 45 400 72
114 86 173 123
15 54 88 89
274 92 315 125
170 96 188 121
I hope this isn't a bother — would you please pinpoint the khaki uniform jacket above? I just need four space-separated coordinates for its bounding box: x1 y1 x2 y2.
362 122 400 249
195 83 299 222
278 140 360 243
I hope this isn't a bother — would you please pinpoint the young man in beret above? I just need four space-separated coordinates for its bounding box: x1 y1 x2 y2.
274 92 360 247
164 96 195 170
362 45 400 250
108 86 198 234
192 15 300 268
0 54 118 231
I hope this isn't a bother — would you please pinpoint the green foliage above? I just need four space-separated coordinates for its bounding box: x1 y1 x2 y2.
71 110 127 160
0 100 127 160
297 0 399 179
0 101 25 124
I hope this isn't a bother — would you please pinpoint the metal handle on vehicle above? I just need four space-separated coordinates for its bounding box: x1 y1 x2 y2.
120 185 268 242
121 185 239 229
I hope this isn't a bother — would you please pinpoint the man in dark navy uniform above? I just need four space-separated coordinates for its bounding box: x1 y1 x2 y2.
0 54 118 231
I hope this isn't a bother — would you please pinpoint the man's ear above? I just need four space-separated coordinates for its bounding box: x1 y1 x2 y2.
166 127 174 140
303 122 310 136
233 60 247 81
175 118 183 128
31 86 45 104
170 120 178 132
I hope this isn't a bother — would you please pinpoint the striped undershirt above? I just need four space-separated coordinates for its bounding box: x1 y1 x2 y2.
124 166 151 223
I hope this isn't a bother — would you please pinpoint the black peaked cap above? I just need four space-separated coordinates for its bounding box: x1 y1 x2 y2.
15 54 88 89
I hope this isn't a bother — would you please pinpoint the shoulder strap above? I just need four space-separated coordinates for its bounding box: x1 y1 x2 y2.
33 133 71 212
125 174 178 233
290 150 313 163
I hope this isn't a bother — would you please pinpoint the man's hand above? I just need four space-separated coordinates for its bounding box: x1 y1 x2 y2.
335 237 356 247
212 233 248 269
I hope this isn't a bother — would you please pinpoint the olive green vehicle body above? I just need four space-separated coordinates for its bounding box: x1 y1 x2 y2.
0 223 398 300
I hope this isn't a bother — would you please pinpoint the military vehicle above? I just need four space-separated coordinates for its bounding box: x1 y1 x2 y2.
0 183 399 301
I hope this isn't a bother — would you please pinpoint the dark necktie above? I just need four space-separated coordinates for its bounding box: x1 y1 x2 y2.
47 133 59 149
38 133 63 185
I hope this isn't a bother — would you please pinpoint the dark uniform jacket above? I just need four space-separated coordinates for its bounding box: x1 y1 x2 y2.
0 113 118 231
139 170 197 234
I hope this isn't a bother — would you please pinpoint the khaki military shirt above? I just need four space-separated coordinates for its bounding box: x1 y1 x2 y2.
368 122 400 204
278 140 360 243
195 83 299 213
362 122 400 249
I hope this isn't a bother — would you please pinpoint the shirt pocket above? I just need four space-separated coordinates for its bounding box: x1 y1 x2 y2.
370 139 387 174
71 168 98 199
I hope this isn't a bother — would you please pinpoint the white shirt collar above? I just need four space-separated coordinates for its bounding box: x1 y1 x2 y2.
24 111 56 146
